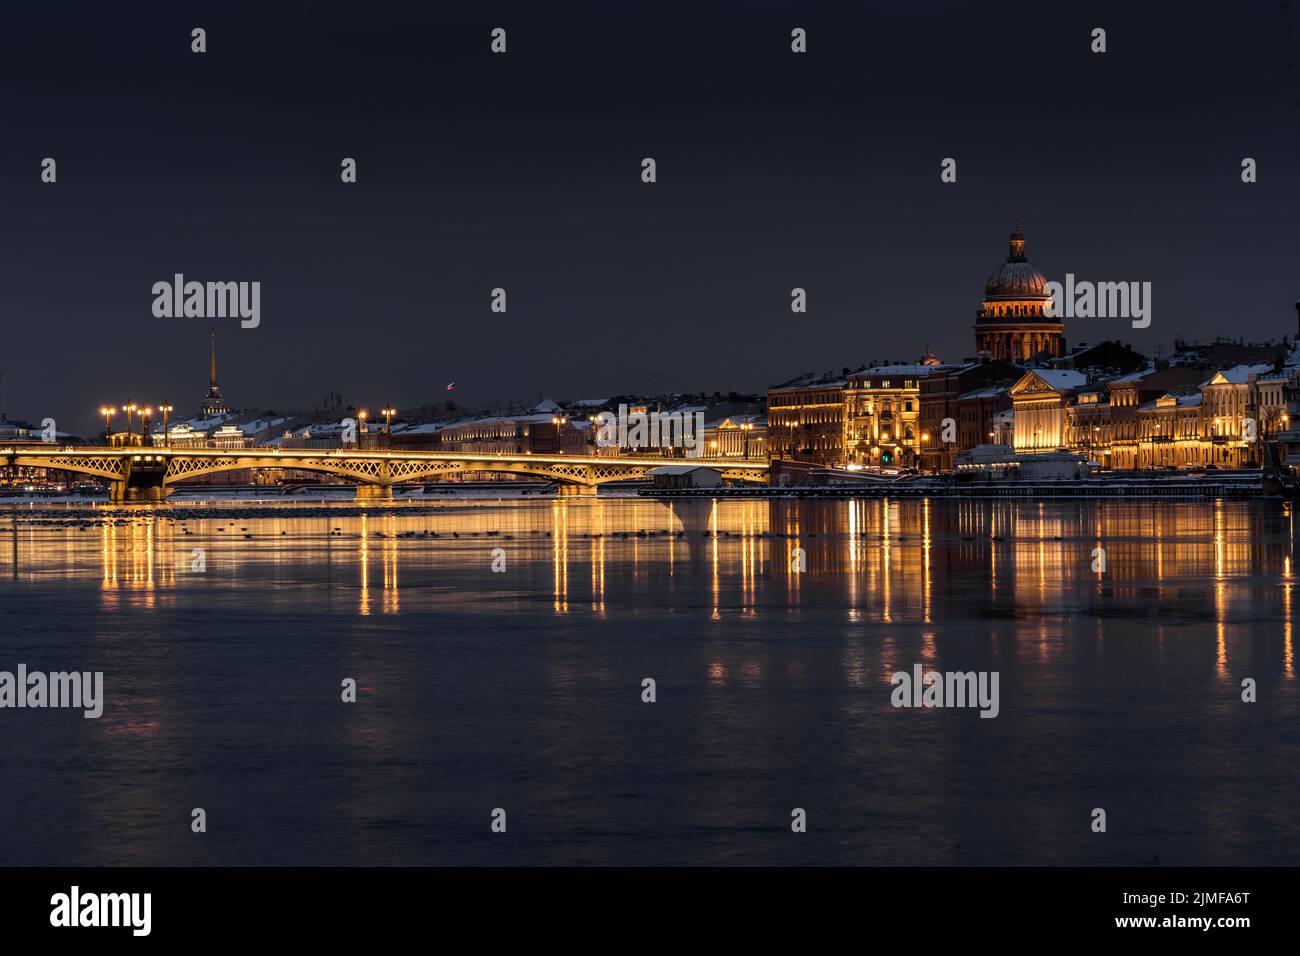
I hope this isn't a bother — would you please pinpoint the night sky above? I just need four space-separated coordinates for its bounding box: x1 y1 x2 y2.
1 1 1297 436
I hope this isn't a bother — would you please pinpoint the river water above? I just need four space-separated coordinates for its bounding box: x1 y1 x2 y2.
1 495 1297 865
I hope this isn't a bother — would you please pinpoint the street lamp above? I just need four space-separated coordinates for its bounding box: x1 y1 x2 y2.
99 406 114 445
159 403 174 448
357 410 368 447
551 415 568 454
142 407 154 447
122 403 138 446
382 406 396 433
741 421 753 458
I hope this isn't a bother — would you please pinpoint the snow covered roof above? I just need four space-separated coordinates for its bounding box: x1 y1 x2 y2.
1202 363 1274 386
1018 369 1088 391
849 363 951 377
958 385 1012 400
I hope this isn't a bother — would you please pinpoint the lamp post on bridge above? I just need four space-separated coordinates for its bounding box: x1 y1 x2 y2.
159 403 174 448
141 407 154 447
122 403 137 447
382 407 396 448
99 407 114 446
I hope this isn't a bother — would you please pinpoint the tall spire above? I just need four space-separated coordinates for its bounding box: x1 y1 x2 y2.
200 332 230 418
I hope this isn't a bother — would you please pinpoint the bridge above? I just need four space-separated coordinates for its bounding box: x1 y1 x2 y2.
1 446 770 501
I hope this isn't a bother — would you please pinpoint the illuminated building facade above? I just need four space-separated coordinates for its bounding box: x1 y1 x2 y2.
766 377 846 466
434 414 585 456
1009 369 1087 452
1200 365 1271 467
1134 393 1204 468
1101 365 1206 469
843 365 940 468
703 415 767 459
973 228 1066 362
918 359 1021 472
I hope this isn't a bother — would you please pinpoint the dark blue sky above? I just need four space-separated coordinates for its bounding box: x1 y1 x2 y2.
1 0 1297 435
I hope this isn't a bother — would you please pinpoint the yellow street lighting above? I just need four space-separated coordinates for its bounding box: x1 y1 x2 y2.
159 403 174 448
122 403 138 445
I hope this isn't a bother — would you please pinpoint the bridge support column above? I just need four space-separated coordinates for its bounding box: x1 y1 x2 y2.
355 484 393 500
109 481 127 504
557 484 597 497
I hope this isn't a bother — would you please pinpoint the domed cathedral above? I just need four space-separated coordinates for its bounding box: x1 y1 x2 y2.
973 227 1065 363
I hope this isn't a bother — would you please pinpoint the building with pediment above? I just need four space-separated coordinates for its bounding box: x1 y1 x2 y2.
1009 369 1087 452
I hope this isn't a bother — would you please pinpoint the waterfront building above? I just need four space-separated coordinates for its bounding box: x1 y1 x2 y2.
843 364 946 468
1134 393 1205 468
1009 369 1087 452
765 374 847 466
703 415 767 459
1063 387 1111 463
648 465 724 489
1253 367 1295 441
210 424 249 449
918 359 1021 472
434 414 585 456
1200 364 1273 468
1098 365 1208 469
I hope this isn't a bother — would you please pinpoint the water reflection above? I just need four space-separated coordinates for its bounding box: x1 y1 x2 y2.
0 497 1294 676
0 496 1289 632
4 495 1300 866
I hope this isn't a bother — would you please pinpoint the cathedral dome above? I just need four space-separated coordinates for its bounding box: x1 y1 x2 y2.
983 227 1049 300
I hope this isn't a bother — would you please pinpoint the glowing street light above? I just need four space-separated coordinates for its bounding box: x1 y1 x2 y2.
159 403 174 448
99 406 114 445
122 403 138 446
141 407 154 447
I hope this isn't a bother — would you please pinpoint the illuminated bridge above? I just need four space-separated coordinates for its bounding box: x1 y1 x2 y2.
1 446 770 502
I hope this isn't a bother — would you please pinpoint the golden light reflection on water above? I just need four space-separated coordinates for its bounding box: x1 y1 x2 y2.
1 497 1297 681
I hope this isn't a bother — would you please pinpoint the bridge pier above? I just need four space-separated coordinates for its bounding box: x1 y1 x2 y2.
355 484 393 500
557 484 597 497
109 482 167 503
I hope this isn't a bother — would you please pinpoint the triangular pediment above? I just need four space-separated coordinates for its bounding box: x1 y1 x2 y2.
1009 370 1057 397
